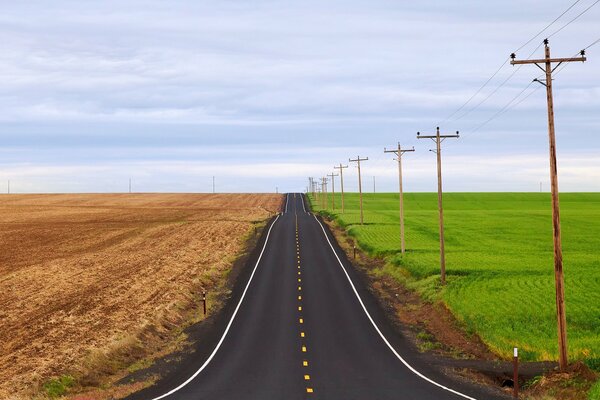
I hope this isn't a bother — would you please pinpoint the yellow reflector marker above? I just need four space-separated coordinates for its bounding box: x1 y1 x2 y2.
303 361 308 367
299 318 303 323
304 375 310 380
306 388 313 393
302 346 307 352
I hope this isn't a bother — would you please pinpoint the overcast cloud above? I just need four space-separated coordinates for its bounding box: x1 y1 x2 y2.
0 0 598 193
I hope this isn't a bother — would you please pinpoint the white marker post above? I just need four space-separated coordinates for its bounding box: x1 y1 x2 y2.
513 347 519 398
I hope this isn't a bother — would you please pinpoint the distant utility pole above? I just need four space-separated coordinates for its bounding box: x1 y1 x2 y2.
384 143 415 254
7 180 10 194
129 178 132 194
373 176 376 194
276 187 278 194
540 182 543 193
334 164 348 213
349 156 368 225
511 39 586 372
321 177 328 209
328 172 339 210
212 176 215 194
417 127 459 285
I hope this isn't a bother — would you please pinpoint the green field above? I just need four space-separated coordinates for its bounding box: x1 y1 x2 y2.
309 192 600 363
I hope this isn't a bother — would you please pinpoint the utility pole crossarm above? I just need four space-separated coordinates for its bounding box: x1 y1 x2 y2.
510 56 586 65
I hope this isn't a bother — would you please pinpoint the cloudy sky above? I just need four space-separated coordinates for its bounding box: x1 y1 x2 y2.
1 0 598 193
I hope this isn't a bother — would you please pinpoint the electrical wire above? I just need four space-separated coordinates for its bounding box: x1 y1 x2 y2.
583 37 600 50
548 0 600 38
438 0 586 126
513 0 583 53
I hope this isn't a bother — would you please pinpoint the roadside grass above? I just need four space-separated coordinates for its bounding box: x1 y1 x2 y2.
44 375 75 398
589 380 600 400
310 192 600 363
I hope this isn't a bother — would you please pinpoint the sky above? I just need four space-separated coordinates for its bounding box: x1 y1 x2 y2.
0 0 599 193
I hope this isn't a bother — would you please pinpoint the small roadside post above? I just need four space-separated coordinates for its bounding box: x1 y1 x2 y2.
202 290 207 316
513 347 519 398
353 245 357 260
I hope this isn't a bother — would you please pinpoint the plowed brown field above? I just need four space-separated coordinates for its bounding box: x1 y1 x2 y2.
0 194 282 398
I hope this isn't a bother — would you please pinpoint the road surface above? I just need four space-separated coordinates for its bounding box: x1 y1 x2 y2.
127 194 506 400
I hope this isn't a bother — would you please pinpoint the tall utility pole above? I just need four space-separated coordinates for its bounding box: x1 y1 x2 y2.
349 156 368 225
417 128 459 285
511 39 586 372
334 164 348 213
373 176 376 193
384 143 415 254
328 172 339 210
129 178 132 194
7 180 10 194
212 176 215 194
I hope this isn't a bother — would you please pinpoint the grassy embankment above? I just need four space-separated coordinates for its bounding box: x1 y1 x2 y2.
310 192 600 364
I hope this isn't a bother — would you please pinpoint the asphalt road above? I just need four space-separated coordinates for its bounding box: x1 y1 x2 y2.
127 194 507 400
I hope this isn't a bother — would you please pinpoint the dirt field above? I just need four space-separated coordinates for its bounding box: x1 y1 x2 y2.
0 194 282 398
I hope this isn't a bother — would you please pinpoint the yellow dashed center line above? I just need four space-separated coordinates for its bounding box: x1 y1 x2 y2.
295 216 314 395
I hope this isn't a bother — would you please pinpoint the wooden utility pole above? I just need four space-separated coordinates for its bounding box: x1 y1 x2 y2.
321 177 328 209
349 156 368 225
417 128 459 285
334 164 348 213
328 172 339 210
129 178 132 194
384 143 415 254
511 39 586 371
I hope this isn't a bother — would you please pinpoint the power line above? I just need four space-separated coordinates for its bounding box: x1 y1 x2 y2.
514 0 583 53
439 0 586 125
548 0 600 39
583 37 600 50
452 41 543 122
441 58 509 122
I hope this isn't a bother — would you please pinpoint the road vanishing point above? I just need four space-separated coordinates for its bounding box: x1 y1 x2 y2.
126 194 506 400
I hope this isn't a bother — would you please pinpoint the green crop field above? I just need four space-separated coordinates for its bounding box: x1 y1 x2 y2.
309 192 600 363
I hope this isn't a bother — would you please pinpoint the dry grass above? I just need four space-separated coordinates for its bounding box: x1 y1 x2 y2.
0 194 282 398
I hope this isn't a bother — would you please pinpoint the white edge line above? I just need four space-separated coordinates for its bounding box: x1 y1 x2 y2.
150 214 281 400
300 193 307 213
313 215 478 400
